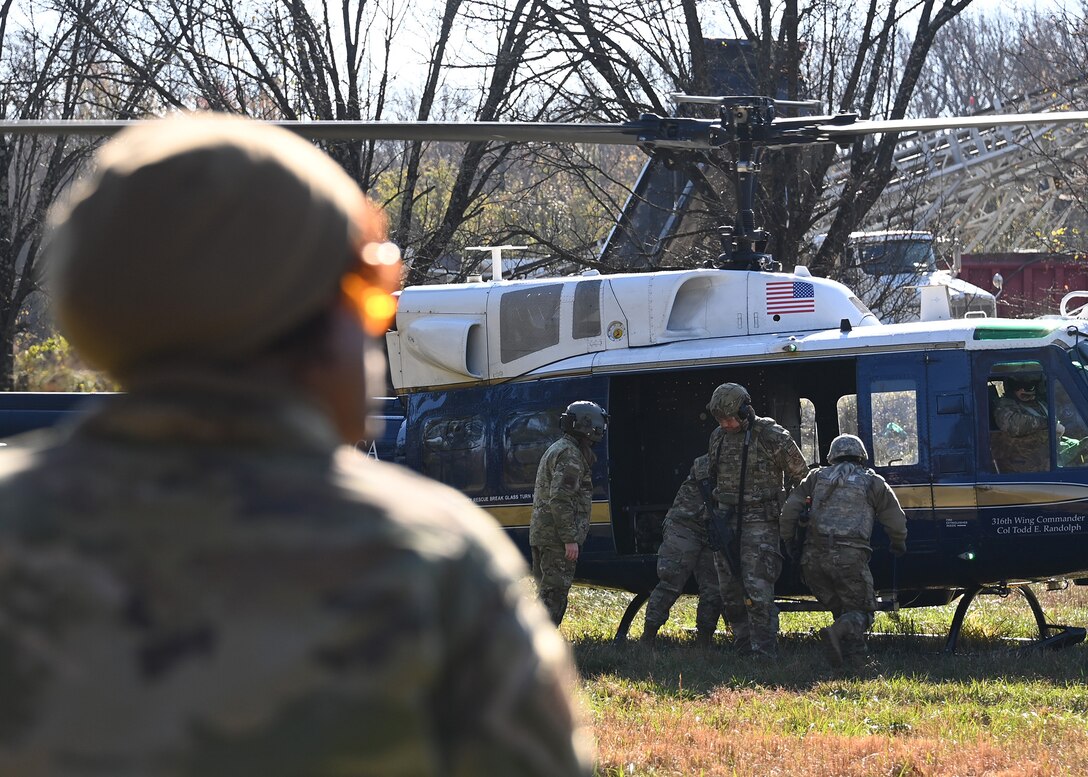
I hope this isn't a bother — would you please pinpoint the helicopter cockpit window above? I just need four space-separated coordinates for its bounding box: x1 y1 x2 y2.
573 280 602 340
500 284 562 363
1073 342 1088 374
855 240 936 277
1054 380 1088 469
986 361 1068 474
421 416 486 494
503 410 562 490
870 382 919 466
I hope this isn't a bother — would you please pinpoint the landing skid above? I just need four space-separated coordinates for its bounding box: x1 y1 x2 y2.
612 585 1087 650
613 591 649 643
944 584 1086 654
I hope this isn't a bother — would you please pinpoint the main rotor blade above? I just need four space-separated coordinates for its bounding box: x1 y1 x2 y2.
0 118 659 145
816 110 1088 138
0 120 131 136
4 108 1087 149
283 120 655 144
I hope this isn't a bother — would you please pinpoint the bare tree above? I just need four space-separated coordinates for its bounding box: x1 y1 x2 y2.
898 4 1088 254
3 0 996 381
511 0 978 278
71 0 603 283
0 0 161 389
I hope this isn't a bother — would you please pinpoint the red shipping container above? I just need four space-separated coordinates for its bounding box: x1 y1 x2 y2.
958 253 1088 319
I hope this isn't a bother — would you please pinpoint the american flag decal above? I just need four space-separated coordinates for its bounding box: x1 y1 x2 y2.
766 280 816 314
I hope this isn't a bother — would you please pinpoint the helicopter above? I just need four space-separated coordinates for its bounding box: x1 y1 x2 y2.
7 97 1088 652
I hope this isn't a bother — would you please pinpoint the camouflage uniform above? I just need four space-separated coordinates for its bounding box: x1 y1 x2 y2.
0 384 593 776
0 116 593 776
530 433 594 625
781 459 907 666
708 416 808 655
992 396 1053 472
642 456 724 644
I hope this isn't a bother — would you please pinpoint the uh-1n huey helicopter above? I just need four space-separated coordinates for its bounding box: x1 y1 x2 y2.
8 97 1088 652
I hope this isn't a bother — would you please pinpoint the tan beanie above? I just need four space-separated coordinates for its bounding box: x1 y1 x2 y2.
46 113 385 378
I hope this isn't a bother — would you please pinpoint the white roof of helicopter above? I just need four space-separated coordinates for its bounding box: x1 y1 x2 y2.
529 316 1078 381
385 265 1079 393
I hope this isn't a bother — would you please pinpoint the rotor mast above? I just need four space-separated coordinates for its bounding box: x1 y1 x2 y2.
717 96 778 272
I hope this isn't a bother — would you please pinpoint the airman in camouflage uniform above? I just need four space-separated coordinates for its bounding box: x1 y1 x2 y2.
781 434 907 669
706 383 808 657
640 455 725 647
530 401 607 626
992 375 1061 472
0 115 593 776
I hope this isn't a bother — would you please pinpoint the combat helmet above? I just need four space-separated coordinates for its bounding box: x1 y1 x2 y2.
828 434 868 463
1006 373 1043 395
561 401 609 443
707 382 752 420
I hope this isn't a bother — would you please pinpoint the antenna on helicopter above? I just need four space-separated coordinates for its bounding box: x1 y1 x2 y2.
466 244 529 282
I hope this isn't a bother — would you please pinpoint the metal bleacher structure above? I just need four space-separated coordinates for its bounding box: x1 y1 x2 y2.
820 82 1088 252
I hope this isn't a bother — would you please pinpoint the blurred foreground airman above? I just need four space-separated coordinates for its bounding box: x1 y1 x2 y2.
0 115 593 776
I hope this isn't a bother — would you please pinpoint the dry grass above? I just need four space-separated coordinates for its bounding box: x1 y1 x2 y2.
598 730 1088 776
562 585 1088 776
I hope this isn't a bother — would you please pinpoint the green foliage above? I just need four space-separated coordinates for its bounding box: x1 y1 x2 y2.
13 335 117 392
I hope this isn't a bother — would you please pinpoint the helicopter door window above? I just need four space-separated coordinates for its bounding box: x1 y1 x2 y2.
573 280 602 340
799 398 819 465
503 410 563 490
421 416 486 494
870 384 919 467
837 394 858 437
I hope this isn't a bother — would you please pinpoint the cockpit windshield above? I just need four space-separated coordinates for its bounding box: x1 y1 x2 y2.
853 239 937 276
1072 343 1088 387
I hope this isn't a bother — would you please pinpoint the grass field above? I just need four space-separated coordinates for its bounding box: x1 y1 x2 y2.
559 584 1088 776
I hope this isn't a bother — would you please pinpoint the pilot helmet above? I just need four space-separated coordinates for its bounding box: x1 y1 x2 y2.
1006 373 1043 396
707 382 752 420
828 433 868 463
561 401 609 443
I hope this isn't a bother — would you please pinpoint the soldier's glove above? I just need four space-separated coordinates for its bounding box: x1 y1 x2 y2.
889 539 907 557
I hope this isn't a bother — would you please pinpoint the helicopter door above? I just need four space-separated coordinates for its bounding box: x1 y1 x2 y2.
857 352 928 482
857 351 975 560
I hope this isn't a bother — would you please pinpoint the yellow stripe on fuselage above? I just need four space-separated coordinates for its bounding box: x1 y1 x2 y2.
480 500 612 529
480 483 1088 528
892 482 1088 510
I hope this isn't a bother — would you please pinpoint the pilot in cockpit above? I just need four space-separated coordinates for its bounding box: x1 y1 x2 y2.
992 374 1061 472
